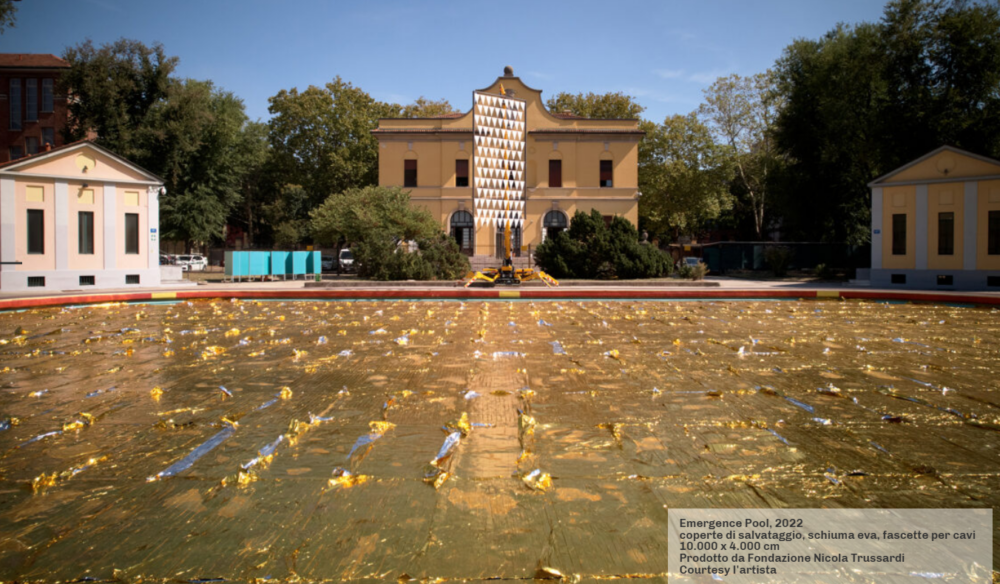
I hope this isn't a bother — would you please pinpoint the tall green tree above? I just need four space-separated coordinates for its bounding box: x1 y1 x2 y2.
699 72 783 240
267 77 399 211
773 0 1000 244
155 80 257 249
773 24 886 243
640 114 734 237
60 39 178 160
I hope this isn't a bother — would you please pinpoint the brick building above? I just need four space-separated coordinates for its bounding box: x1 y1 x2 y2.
0 54 71 163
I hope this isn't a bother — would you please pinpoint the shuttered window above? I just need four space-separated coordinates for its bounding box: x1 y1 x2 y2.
599 160 613 187
549 160 562 188
404 160 417 187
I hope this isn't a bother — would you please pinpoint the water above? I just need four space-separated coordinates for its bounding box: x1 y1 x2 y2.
0 298 998 580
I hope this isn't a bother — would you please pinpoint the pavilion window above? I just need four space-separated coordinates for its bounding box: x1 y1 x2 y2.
892 214 907 255
937 212 954 256
989 211 1000 255
125 213 139 254
404 160 417 187
27 210 44 254
79 212 95 254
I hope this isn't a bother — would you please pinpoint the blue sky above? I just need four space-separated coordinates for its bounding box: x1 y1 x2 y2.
5 0 887 123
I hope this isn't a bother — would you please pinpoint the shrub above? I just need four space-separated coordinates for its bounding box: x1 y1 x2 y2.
764 246 794 277
312 186 468 280
677 263 694 279
691 262 708 280
534 210 672 279
815 263 837 280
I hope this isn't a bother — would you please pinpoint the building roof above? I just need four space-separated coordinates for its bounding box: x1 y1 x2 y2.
0 54 70 69
0 140 164 183
867 145 1000 187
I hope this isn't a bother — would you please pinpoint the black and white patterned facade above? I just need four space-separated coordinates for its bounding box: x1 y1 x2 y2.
472 91 526 228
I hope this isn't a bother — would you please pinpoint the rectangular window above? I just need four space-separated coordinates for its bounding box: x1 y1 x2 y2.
988 276 1000 287
79 211 94 254
42 79 53 112
891 273 906 284
938 212 954 255
990 211 1000 255
125 274 140 285
599 160 613 188
9 146 23 160
455 159 469 187
10 79 21 130
25 136 38 155
125 213 139 254
549 159 562 188
79 275 95 286
937 274 954 286
41 127 54 147
27 276 45 288
892 214 907 255
25 79 37 122
403 160 417 187
27 209 44 254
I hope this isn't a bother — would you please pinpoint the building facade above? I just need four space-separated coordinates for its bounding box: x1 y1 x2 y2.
0 54 71 163
373 68 643 261
0 141 164 291
869 145 1000 290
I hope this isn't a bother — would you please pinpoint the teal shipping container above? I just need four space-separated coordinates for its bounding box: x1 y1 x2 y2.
248 251 271 277
270 251 291 277
224 251 249 278
306 250 321 274
291 251 309 276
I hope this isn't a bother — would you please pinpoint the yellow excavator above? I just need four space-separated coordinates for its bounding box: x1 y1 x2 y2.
464 85 558 288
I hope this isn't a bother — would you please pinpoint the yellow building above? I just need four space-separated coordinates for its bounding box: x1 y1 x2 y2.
869 145 1000 290
373 67 643 264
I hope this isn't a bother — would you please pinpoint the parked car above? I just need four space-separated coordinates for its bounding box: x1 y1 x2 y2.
682 257 702 269
321 255 336 272
176 254 208 272
159 254 176 265
339 248 355 273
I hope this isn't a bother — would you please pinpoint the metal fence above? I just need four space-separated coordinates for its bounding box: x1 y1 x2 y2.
697 242 871 275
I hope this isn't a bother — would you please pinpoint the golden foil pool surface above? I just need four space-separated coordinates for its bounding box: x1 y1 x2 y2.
0 299 998 581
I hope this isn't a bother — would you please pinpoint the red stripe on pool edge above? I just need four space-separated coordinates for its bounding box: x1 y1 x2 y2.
2 288 999 310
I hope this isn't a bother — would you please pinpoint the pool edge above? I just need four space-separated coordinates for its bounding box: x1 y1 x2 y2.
2 287 1000 310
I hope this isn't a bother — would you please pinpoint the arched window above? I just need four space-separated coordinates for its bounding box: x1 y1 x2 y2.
450 210 474 255
543 210 568 239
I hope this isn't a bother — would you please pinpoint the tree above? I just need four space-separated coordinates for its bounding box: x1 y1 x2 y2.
699 72 783 240
545 91 645 119
772 0 1000 244
879 0 1000 165
262 184 309 248
639 113 734 238
400 97 457 118
773 24 886 243
60 39 178 159
534 209 672 279
310 186 467 280
155 80 256 249
0 0 17 33
267 77 398 212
